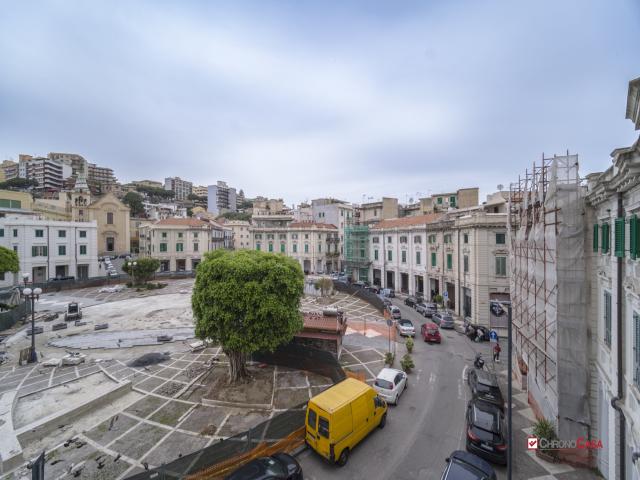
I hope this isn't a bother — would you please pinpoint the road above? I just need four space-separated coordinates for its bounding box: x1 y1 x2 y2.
297 299 503 480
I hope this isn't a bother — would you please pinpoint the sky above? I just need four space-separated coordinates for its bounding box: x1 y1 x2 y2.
1 1 639 206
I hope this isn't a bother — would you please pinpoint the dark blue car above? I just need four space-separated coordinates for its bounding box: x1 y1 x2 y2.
441 450 497 479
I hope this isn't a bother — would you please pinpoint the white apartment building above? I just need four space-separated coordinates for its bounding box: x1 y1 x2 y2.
207 181 237 215
139 218 212 272
251 221 340 274
369 207 509 328
311 198 354 269
18 156 70 191
584 77 640 480
164 177 193 201
143 202 188 220
0 217 99 287
225 220 252 249
192 185 208 198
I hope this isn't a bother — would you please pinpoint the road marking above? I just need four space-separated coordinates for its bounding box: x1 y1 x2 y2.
458 379 463 399
429 372 436 385
415 368 422 383
461 365 469 382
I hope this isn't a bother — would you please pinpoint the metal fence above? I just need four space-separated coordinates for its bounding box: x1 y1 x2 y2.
0 302 28 331
125 344 345 480
332 281 385 313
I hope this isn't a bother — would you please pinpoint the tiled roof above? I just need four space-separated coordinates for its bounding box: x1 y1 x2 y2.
154 218 210 227
372 213 442 229
302 313 343 332
289 221 338 230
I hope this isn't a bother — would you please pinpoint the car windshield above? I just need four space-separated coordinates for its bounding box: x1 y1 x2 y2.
399 320 413 327
448 458 488 479
473 406 500 433
260 457 286 476
375 378 394 390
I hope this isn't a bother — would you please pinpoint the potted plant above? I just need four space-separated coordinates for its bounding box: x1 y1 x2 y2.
405 337 414 354
434 294 444 308
384 352 395 366
532 417 559 462
400 354 414 373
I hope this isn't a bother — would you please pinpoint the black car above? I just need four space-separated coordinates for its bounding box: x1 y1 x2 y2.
381 297 392 307
468 369 505 411
441 450 497 480
465 399 507 464
225 453 303 480
404 296 417 308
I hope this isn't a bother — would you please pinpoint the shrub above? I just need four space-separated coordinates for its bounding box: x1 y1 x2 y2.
405 337 414 353
384 352 395 366
533 417 559 456
400 354 415 373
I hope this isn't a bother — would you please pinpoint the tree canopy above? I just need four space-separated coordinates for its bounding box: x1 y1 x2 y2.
122 191 145 217
217 211 251 222
192 249 304 383
0 177 38 190
122 257 160 284
0 246 19 275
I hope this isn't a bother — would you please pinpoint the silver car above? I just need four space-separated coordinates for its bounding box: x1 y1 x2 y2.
416 302 438 317
396 318 416 337
433 312 455 329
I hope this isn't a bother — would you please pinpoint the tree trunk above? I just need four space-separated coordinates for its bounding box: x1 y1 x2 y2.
227 349 248 384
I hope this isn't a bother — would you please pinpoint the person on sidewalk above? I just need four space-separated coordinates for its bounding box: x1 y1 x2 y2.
493 342 501 362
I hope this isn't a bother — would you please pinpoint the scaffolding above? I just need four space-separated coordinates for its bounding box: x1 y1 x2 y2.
508 153 589 437
344 224 370 281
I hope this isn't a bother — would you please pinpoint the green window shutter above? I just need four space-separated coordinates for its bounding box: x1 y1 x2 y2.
431 252 436 266
615 217 625 257
601 223 610 254
593 224 599 252
447 254 452 270
631 215 639 260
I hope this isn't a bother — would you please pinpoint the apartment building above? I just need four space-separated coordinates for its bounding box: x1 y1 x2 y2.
357 197 399 225
192 185 208 198
207 181 237 215
0 160 18 181
139 218 212 272
87 163 116 193
143 202 187 220
18 156 69 191
164 177 193 201
311 198 354 269
0 216 99 286
224 220 252 249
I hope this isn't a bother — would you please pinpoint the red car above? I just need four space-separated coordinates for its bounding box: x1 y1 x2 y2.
421 322 441 343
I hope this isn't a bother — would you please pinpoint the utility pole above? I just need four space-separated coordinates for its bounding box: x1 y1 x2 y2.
507 303 513 480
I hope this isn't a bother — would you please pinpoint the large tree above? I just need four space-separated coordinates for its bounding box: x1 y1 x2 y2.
192 250 304 383
0 246 19 277
122 191 145 217
122 257 160 284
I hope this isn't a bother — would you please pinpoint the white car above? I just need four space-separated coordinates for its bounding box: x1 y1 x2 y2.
374 367 408 405
396 318 416 337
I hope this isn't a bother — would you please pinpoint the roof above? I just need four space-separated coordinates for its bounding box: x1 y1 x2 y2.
309 378 371 413
289 221 338 230
302 313 343 333
372 213 442 229
377 368 402 382
154 218 210 227
449 450 495 477
476 369 499 387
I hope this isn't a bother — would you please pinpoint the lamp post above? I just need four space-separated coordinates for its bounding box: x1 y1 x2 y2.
22 286 42 363
127 261 137 285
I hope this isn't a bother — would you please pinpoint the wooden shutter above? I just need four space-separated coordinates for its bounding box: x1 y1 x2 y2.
593 224 599 252
601 223 610 254
630 215 639 260
615 217 625 258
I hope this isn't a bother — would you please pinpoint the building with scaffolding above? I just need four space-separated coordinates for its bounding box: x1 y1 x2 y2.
344 224 370 281
508 154 593 465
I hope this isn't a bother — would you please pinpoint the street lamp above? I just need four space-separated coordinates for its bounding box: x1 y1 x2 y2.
22 286 42 363
127 261 137 285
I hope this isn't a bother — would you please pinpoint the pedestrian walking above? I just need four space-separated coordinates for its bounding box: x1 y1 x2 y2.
493 342 501 362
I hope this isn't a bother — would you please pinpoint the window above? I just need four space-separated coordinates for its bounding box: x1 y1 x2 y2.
107 212 114 225
387 250 392 261
318 234 322 240
446 253 452 270
604 291 612 347
58 230 66 238
178 232 183 239
77 245 86 255
162 232 167 239
401 250 407 263
593 224 599 252
304 244 309 253
428 234 436 244
372 236 380 244
400 236 408 243
450 196 456 207
292 233 298 240
444 234 452 244
634 312 640 387
193 232 198 239
413 236 422 244
614 217 625 258
279 234 286 240
630 215 640 260
160 243 167 252
307 409 317 429
319 244 322 253
416 251 421 265
35 229 44 238
176 243 184 252
13 229 17 237
437 197 443 204
31 246 48 257
374 249 379 260
293 243 298 253
256 242 261 251
194 243 199 252
495 256 507 276
0 229 3 237
267 234 274 240
79 230 87 238
318 417 329 439
431 252 436 267
463 233 469 244
464 255 469 273
280 243 285 253
496 233 506 245
106 237 114 252
255 233 262 240
360 248 365 258
305 234 309 240
601 223 610 253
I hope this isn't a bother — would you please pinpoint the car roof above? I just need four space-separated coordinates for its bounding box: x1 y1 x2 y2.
470 397 502 415
398 319 413 325
476 370 499 386
377 367 402 381
423 322 438 328
448 450 495 478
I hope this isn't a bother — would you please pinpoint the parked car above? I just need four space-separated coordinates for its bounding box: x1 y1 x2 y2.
388 305 401 319
381 297 392 307
468 369 505 411
382 288 395 298
373 367 408 405
465 398 507 464
433 311 455 329
396 318 416 337
366 285 380 294
441 450 497 480
306 378 387 466
49 276 75 282
352 281 365 288
404 296 417 308
225 453 303 480
416 302 438 317
421 322 441 343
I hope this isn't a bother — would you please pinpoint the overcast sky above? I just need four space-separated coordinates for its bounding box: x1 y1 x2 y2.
1 1 639 206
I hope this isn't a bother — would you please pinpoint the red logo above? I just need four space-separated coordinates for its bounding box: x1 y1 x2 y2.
527 436 538 450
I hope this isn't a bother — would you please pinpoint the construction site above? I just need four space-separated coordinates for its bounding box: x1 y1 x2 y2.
508 153 592 463
344 224 371 282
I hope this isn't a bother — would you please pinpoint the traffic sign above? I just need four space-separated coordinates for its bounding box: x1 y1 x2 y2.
386 319 393 327
490 330 499 343
443 291 448 299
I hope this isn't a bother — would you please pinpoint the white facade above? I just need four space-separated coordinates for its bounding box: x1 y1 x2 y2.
0 217 99 287
164 177 193 201
225 220 252 249
207 181 237 215
311 198 354 268
142 202 188 220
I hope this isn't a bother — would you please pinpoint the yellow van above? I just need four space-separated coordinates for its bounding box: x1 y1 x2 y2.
305 377 388 466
